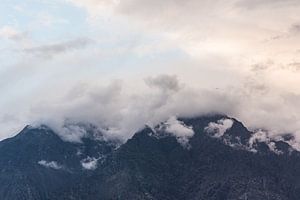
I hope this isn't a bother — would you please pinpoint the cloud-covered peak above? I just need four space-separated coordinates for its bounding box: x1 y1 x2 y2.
164 116 194 148
2 0 300 146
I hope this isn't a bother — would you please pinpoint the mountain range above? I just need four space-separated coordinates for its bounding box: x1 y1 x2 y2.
1 115 300 200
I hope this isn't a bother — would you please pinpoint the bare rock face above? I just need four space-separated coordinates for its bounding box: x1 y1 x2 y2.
1 115 300 200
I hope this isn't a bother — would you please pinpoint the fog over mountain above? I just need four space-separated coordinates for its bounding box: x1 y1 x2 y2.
2 114 300 199
2 1 300 199
1 1 300 144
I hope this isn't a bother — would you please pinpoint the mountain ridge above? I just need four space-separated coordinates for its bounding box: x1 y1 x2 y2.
1 114 300 199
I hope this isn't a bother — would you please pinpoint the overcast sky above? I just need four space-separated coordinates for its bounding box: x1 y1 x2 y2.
1 0 300 141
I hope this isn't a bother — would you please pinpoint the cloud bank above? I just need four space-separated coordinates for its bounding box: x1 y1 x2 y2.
1 0 300 145
3 72 300 145
26 75 236 143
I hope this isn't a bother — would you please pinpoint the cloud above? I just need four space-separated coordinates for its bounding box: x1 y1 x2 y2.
67 0 117 14
0 26 27 42
248 130 269 149
287 62 300 71
205 119 234 138
204 126 287 155
164 116 194 148
3 0 300 148
23 38 93 58
247 130 286 154
236 0 300 9
5 74 236 143
290 23 300 34
145 75 180 92
267 141 283 155
58 125 88 143
38 160 63 170
81 157 98 170
66 0 300 71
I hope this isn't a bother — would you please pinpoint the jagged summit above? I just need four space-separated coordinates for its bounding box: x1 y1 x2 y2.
136 115 298 155
12 114 300 156
1 114 300 199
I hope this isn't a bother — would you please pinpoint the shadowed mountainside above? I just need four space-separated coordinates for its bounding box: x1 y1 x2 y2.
1 115 300 200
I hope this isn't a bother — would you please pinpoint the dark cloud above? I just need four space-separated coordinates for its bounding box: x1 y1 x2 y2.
145 75 180 92
23 38 93 58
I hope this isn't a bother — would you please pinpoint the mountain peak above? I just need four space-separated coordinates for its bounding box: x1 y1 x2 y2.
2 115 300 199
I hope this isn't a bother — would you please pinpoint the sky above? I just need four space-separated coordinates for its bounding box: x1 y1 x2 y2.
1 0 300 142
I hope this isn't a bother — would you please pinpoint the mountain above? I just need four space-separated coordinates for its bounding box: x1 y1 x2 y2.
0 125 116 200
1 115 300 200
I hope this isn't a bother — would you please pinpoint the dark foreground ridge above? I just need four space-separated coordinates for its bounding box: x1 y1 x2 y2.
1 115 300 200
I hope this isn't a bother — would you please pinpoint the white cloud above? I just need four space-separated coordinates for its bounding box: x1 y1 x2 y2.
164 116 194 148
2 0 300 148
284 137 300 152
38 160 63 170
204 127 285 155
267 141 283 155
248 130 283 154
248 130 269 149
81 157 98 170
58 125 88 143
205 119 234 138
67 0 300 64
